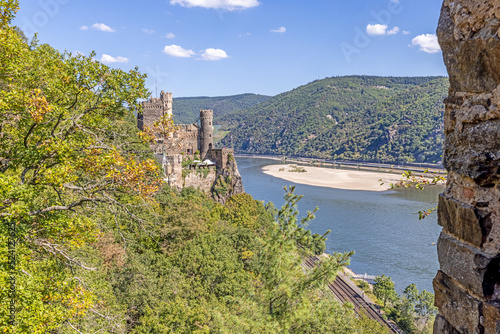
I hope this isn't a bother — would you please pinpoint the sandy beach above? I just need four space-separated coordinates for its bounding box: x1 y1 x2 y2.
262 164 405 191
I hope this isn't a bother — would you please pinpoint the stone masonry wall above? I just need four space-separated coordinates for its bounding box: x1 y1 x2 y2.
434 1 500 333
138 91 172 131
183 167 217 194
206 148 233 168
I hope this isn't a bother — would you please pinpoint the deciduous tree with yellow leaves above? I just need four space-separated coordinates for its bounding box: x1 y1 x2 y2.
0 1 163 331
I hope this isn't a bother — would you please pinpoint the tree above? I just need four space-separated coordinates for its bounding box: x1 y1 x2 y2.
391 283 438 334
254 186 353 322
373 274 398 308
0 2 162 331
415 290 437 319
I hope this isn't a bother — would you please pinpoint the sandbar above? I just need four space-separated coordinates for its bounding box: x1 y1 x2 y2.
262 164 404 192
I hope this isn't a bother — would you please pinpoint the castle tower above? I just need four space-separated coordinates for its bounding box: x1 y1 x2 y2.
161 91 173 117
137 90 173 130
199 109 213 159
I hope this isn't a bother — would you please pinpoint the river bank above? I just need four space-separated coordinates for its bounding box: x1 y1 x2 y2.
234 154 446 175
262 164 407 192
236 157 443 293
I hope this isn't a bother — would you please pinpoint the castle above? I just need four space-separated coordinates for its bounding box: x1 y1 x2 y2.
138 91 215 159
138 91 243 200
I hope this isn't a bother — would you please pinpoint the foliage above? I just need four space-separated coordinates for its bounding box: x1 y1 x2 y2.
196 166 211 178
222 193 274 230
388 169 445 190
71 186 375 333
373 274 398 308
390 284 437 334
0 4 415 333
0 3 163 331
381 168 446 219
254 186 353 323
289 165 307 173
372 280 438 334
219 76 448 164
212 175 230 197
173 93 271 124
138 113 181 154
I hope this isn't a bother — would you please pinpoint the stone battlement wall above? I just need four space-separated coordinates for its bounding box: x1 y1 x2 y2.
434 1 500 333
206 148 234 168
138 91 173 131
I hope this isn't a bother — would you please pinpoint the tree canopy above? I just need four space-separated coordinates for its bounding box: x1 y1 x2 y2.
0 1 160 331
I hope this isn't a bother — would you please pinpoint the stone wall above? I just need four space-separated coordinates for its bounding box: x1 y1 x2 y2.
138 91 172 131
434 1 500 333
164 154 183 190
173 124 200 155
206 148 234 168
182 167 217 194
199 109 214 159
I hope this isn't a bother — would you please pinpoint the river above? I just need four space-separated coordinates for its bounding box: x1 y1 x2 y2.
236 157 444 293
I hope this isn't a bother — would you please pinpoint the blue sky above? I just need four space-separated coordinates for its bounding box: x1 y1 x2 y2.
14 0 447 97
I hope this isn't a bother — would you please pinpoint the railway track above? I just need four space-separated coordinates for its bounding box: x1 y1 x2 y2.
302 255 405 334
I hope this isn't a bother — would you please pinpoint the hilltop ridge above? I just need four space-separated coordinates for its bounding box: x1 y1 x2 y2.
216 76 449 164
173 93 271 124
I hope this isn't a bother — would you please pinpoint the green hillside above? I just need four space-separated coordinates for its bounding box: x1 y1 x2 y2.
173 93 270 124
219 76 448 164
2 11 391 332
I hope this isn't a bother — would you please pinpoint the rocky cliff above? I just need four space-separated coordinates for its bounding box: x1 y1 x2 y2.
211 159 245 204
434 1 500 333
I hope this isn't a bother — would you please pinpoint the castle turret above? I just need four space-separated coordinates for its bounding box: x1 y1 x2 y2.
199 109 213 159
161 91 173 117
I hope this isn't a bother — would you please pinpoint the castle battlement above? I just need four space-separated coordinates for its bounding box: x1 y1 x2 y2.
137 91 243 201
137 90 173 131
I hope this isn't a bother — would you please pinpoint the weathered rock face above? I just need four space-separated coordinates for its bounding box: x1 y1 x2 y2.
435 1 500 333
211 159 245 204
164 153 244 201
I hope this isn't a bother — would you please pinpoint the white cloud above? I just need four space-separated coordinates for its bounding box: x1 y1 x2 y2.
200 48 229 61
164 32 176 39
99 54 129 64
366 24 400 36
411 34 441 53
366 24 388 36
238 32 251 38
390 0 399 3
402 30 411 35
387 26 400 35
271 26 286 33
142 28 155 34
163 44 195 58
170 0 260 11
91 23 115 32
82 23 115 32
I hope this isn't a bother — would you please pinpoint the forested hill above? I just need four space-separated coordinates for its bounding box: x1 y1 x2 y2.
173 93 270 124
218 76 449 164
